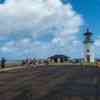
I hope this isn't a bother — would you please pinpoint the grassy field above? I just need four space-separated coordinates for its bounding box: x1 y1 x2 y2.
5 63 20 68
0 60 22 69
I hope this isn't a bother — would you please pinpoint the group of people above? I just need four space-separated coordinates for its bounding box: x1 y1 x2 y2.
21 58 36 65
0 57 49 69
21 58 49 65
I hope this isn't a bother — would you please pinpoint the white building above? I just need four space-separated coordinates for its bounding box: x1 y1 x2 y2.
83 29 95 63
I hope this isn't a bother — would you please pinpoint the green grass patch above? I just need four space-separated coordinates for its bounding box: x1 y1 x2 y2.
81 62 96 68
5 63 20 68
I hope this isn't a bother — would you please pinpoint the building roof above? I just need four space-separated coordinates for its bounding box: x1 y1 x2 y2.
48 55 70 60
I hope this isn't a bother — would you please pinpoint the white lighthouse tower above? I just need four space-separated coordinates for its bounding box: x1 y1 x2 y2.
83 29 95 63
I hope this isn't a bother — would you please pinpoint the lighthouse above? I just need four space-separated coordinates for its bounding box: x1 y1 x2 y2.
83 29 95 63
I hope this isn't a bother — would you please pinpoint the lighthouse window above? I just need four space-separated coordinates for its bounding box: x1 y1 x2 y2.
86 49 90 52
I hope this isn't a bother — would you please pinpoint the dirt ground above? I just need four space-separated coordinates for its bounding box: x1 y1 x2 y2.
0 65 100 100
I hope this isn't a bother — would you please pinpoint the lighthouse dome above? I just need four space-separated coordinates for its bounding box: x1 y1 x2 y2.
84 29 92 36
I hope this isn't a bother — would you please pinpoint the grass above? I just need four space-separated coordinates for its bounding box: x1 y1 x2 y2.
5 63 20 68
48 62 77 65
0 60 22 69
0 61 97 69
80 62 97 68
0 63 21 69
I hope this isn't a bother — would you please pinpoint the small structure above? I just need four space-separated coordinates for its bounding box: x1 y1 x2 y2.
48 55 69 63
83 29 95 63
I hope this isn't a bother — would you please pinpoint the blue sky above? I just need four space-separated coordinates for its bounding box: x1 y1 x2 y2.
0 0 100 59
0 0 5 3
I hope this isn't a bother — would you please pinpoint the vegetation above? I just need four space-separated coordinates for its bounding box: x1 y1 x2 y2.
81 62 96 68
0 60 22 69
5 63 20 68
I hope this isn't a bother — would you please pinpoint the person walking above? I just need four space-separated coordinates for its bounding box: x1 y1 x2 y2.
1 57 6 68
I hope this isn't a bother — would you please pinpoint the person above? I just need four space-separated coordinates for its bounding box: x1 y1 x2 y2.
32 58 36 65
44 60 49 65
21 60 26 65
1 57 6 68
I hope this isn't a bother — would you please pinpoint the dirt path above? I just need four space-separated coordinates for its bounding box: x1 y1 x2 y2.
0 65 100 100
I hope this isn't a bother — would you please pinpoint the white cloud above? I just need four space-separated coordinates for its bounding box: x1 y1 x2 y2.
1 38 32 52
1 38 47 52
0 0 83 58
94 39 100 47
0 0 83 35
72 40 82 46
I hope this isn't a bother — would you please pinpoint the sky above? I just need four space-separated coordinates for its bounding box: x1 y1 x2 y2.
0 0 100 59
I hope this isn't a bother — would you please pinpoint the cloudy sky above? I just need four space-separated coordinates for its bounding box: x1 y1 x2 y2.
0 0 100 59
